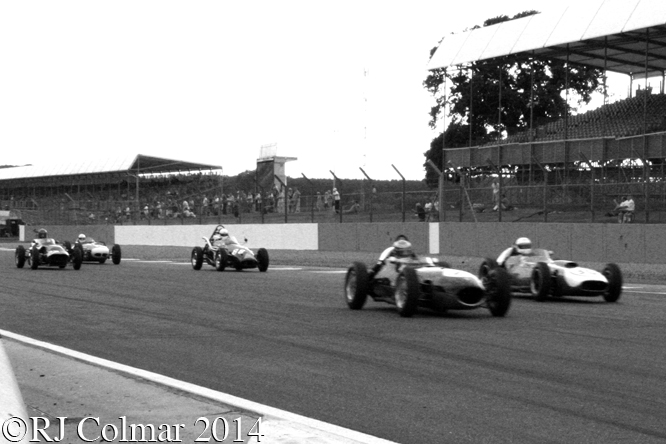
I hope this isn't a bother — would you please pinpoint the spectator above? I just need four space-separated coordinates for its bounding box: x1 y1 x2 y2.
491 180 500 211
255 192 262 212
344 200 360 214
292 187 301 213
324 190 331 211
333 188 340 213
610 195 635 223
316 192 323 211
415 203 426 221
202 195 209 216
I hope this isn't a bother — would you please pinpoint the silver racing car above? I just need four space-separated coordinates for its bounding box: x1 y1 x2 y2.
345 256 511 318
479 249 622 302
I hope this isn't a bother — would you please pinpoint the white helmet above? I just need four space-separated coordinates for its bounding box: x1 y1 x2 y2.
218 228 229 238
78 234 86 241
392 239 413 258
515 237 532 255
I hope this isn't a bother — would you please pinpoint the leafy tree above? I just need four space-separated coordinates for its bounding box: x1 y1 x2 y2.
423 11 604 181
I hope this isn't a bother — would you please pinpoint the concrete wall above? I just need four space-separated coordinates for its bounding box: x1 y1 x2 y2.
318 223 431 254
115 223 319 250
20 224 115 245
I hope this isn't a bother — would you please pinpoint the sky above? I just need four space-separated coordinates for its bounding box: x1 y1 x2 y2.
0 0 634 181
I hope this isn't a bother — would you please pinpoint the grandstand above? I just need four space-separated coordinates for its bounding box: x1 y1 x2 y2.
427 0 666 223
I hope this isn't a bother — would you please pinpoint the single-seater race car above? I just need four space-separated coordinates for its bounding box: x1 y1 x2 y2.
63 237 121 265
15 238 82 270
344 256 511 318
191 235 269 272
479 248 622 302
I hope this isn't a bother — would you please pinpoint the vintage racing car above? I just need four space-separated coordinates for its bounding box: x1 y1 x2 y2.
479 248 622 302
64 237 121 265
191 235 269 272
15 238 82 270
344 256 511 318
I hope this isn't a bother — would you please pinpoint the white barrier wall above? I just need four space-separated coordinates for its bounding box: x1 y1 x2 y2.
0 339 29 444
115 224 319 250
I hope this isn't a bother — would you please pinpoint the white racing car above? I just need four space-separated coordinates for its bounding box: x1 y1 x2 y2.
479 248 622 302
345 256 512 318
64 237 121 264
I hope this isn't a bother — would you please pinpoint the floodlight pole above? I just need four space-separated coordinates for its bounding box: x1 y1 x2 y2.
427 159 444 222
579 152 595 221
392 164 406 222
359 167 374 222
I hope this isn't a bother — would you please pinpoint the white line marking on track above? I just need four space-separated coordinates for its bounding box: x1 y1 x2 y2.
0 330 397 444
311 270 347 274
624 290 666 295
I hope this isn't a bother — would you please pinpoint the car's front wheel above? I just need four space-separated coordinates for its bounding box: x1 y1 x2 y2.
257 248 269 272
531 262 551 301
478 257 498 280
344 262 369 310
30 247 39 270
112 244 122 265
15 245 25 268
485 267 511 317
191 246 204 270
72 247 83 270
215 249 228 271
603 263 622 302
395 267 420 317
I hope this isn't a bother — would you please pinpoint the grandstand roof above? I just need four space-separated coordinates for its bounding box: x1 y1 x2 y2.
0 154 222 181
428 0 666 77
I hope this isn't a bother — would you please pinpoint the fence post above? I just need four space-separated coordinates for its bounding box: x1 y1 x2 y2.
579 152 595 222
330 171 343 223
274 175 288 223
359 168 374 223
392 165 406 222
301 173 316 223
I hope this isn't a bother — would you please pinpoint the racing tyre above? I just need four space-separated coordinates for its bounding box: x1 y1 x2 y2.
215 249 228 271
486 267 512 317
531 262 551 301
344 262 369 310
30 247 39 270
111 244 122 265
478 257 498 280
602 263 622 302
191 246 204 270
395 266 420 317
72 247 83 270
15 245 25 268
257 248 269 272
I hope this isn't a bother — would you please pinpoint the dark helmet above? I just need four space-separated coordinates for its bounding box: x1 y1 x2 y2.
395 234 409 241
37 229 48 239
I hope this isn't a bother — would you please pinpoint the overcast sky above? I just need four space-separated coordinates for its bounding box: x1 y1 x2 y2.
0 0 631 180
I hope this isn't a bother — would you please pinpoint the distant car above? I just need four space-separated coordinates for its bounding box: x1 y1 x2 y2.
15 238 82 270
479 248 622 302
64 237 121 265
344 255 511 318
191 235 269 272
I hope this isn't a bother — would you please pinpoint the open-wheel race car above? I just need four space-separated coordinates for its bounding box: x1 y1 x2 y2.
479 248 622 302
344 256 512 318
15 238 82 270
63 236 121 265
191 235 269 272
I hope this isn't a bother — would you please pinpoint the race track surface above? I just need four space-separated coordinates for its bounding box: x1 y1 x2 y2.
1 251 665 444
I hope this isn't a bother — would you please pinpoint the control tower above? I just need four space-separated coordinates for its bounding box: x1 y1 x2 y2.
255 143 297 192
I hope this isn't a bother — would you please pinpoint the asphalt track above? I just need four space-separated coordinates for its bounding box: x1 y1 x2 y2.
1 251 666 444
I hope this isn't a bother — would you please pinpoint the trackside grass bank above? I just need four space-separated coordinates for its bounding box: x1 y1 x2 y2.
120 246 666 284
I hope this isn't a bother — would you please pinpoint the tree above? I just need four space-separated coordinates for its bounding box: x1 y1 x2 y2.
423 11 604 181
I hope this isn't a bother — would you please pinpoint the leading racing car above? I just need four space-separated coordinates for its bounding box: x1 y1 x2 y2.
344 255 512 318
479 248 622 302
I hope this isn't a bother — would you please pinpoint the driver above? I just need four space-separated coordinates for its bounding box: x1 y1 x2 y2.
497 237 533 266
369 234 416 278
31 229 51 251
75 233 88 245
210 225 239 249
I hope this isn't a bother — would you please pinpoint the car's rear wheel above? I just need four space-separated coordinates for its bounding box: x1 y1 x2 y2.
112 244 122 265
603 263 622 302
257 248 269 272
72 247 83 270
395 267 420 317
15 245 25 268
344 262 369 310
531 262 551 301
485 267 512 317
215 249 228 271
478 257 498 280
191 246 203 270
30 247 39 269
63 241 72 255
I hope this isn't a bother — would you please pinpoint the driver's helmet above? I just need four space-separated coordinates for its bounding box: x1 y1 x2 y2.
515 237 532 255
392 239 413 258
78 233 86 242
37 229 48 239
